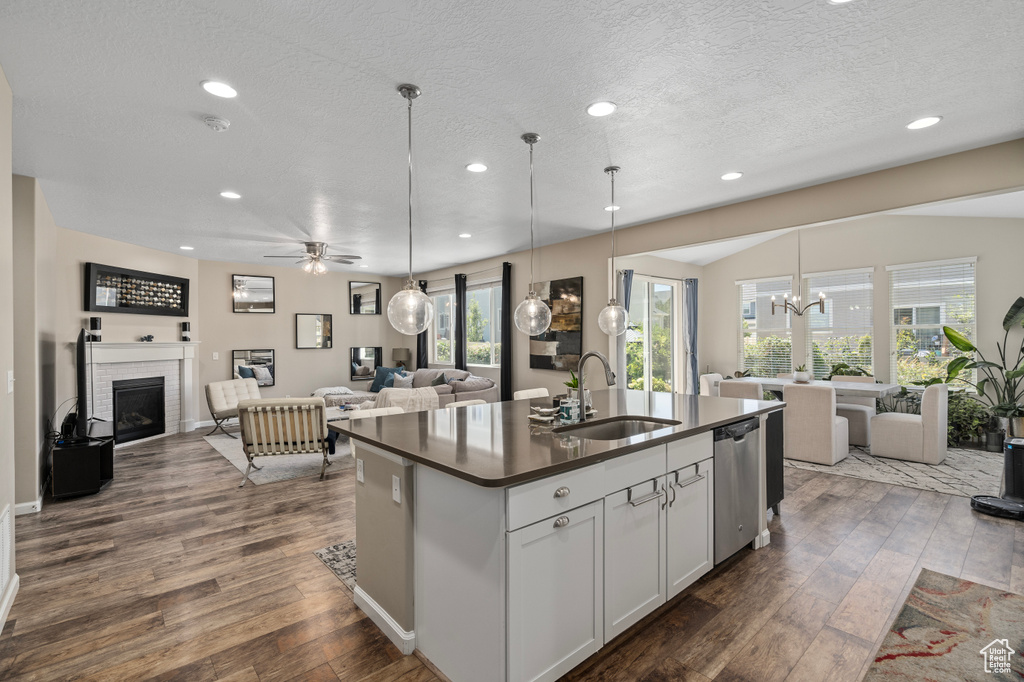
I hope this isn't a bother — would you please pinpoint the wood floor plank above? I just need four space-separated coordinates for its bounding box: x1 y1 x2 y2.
784 625 876 682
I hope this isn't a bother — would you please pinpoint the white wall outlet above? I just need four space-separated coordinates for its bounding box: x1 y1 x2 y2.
392 475 402 504
212 351 219 360
6 370 13 394
356 459 364 483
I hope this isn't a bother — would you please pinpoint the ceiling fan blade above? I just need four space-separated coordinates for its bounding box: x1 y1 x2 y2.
295 259 307 264
324 255 360 261
263 255 304 258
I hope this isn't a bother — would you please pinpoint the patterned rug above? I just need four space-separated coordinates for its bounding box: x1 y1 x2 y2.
204 434 353 485
784 446 1002 498
865 569 1024 680
314 539 357 592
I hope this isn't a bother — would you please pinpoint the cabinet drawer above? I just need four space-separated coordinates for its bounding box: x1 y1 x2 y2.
507 466 604 531
666 432 713 472
603 445 666 496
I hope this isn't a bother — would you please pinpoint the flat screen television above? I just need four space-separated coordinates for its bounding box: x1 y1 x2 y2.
76 328 89 438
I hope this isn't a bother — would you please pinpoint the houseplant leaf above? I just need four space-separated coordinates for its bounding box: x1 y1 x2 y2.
1002 296 1024 331
946 356 970 378
943 326 976 352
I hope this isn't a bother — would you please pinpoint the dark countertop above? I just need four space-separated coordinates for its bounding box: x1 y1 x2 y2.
330 389 783 488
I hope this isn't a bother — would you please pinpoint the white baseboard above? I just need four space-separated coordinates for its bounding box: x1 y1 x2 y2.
0 573 19 633
14 497 42 516
195 418 237 429
754 528 771 549
354 585 416 655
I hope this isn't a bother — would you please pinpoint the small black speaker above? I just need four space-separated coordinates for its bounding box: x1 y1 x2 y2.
89 316 101 342
181 321 191 342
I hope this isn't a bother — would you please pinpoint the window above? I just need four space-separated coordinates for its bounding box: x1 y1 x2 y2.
738 278 792 377
804 269 873 378
431 291 453 364
888 258 976 386
466 284 502 366
626 276 678 392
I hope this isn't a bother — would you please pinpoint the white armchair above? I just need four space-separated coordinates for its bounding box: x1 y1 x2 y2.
719 380 762 400
699 373 722 397
783 383 849 465
205 378 262 438
832 375 876 447
871 384 947 464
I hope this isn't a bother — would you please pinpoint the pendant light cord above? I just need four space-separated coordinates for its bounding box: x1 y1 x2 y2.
407 93 414 284
610 169 617 302
528 141 535 292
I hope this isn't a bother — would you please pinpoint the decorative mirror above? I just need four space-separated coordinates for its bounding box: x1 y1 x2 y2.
233 349 275 386
349 281 382 315
296 313 332 349
351 346 382 381
233 275 275 313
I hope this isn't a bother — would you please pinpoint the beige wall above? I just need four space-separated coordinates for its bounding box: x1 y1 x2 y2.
197 260 404 421
54 227 201 420
697 214 1024 382
1 64 17 619
12 176 57 506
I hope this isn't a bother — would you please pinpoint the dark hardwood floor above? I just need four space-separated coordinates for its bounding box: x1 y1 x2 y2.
1 429 1021 681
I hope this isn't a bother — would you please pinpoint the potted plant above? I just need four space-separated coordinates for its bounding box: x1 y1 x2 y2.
563 369 591 409
943 296 1024 437
793 364 812 384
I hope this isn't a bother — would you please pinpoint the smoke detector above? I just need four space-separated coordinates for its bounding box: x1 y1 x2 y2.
204 116 230 132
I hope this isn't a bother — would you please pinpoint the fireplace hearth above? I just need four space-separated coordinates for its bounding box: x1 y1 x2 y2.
112 376 165 443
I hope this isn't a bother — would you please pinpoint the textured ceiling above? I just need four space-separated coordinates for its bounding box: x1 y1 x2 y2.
1 0 1022 276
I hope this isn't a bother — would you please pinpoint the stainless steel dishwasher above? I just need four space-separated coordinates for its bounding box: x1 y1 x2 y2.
714 417 760 564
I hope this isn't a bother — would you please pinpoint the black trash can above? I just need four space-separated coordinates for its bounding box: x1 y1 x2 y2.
1003 438 1024 502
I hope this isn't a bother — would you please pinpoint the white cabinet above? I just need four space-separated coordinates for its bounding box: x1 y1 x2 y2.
507 500 604 682
604 477 668 640
666 460 714 599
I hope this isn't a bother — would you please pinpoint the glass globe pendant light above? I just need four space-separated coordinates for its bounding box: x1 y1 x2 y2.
513 133 552 336
598 165 628 336
387 84 434 335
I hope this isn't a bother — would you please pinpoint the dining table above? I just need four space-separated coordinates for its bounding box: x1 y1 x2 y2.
729 376 902 399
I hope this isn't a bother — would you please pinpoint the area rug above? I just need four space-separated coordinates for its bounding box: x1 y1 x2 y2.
203 434 353 485
784 446 1002 498
864 569 1024 680
314 539 356 592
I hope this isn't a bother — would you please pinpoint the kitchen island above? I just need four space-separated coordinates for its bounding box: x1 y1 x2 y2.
331 389 783 682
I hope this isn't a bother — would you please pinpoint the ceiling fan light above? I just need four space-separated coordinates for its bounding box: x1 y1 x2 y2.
302 260 314 273
514 292 552 336
389 281 435 335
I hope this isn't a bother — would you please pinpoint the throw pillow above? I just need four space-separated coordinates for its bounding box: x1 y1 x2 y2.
452 376 494 393
431 384 454 396
237 365 255 379
251 366 272 383
370 366 404 392
430 372 448 387
352 361 359 373
267 364 275 378
393 373 415 389
383 371 408 389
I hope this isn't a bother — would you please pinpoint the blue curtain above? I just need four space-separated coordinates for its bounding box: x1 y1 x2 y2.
416 280 429 369
684 278 699 394
621 269 634 310
614 269 635 385
454 274 468 371
500 262 513 400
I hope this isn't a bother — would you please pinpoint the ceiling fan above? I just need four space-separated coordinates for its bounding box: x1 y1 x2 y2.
264 241 362 275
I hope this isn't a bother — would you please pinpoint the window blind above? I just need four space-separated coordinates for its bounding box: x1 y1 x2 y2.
889 259 976 386
804 270 873 378
738 279 792 377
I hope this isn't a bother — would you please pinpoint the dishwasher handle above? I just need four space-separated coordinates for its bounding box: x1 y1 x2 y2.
714 417 760 442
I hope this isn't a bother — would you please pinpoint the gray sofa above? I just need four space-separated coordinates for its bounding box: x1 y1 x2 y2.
409 368 499 407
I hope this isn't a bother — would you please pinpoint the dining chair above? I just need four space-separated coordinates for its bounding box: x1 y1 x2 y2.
449 399 487 408
718 380 762 400
513 388 549 400
831 375 876 447
698 373 722 397
348 407 406 421
782 384 849 465
871 384 947 464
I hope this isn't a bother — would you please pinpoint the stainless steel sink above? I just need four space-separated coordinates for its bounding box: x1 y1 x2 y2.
552 416 681 441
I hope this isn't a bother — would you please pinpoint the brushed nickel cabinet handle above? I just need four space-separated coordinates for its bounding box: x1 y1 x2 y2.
554 486 570 498
553 516 570 528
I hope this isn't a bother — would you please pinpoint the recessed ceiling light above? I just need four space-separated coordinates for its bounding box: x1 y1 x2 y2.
466 163 487 173
827 0 855 4
587 101 617 117
359 264 369 268
202 80 237 98
220 191 241 199
906 116 942 130
459 233 472 238
721 172 743 181
604 205 620 212
179 246 194 251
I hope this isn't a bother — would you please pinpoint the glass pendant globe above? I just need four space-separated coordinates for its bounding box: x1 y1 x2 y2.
514 293 552 336
598 302 628 336
388 284 434 335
